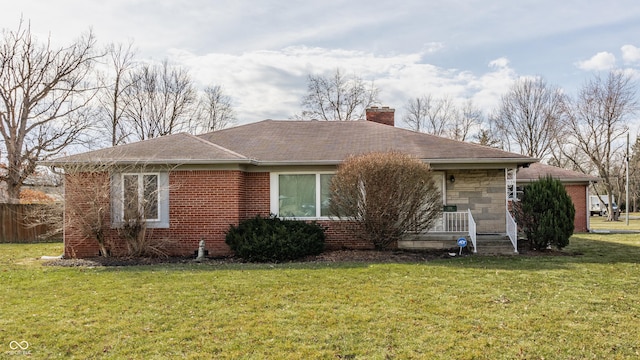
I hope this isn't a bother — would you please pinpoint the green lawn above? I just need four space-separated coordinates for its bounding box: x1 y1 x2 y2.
1 236 640 359
590 212 640 231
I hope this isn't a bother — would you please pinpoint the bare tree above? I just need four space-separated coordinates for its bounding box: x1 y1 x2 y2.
473 127 503 148
123 59 197 140
547 139 593 173
403 95 430 133
403 95 457 137
563 71 638 220
193 85 236 132
491 77 566 158
447 99 483 141
0 20 100 203
96 42 137 146
299 68 379 121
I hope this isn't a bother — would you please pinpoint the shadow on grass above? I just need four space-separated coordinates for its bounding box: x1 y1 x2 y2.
430 234 640 271
93 258 374 273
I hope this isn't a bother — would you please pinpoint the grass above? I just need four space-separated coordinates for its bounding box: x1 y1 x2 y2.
1 236 640 359
589 212 640 231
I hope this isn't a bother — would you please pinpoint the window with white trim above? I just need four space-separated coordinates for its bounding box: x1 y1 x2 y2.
111 172 169 228
270 173 334 218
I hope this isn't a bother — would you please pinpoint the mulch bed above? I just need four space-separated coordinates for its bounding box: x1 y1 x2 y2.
42 248 579 267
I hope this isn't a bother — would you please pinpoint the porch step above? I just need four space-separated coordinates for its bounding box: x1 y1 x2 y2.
399 232 467 250
476 234 518 255
399 233 519 255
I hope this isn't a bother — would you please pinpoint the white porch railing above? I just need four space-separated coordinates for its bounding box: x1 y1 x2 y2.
506 211 518 253
442 211 468 232
435 211 477 253
468 209 477 253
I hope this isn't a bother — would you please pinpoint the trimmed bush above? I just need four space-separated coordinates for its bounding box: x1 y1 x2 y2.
329 151 441 250
225 215 325 262
513 175 575 250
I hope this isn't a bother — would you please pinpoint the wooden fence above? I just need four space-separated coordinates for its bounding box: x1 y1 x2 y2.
0 203 61 243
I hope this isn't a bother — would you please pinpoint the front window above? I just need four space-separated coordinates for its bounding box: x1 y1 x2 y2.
320 174 333 216
272 173 334 218
122 173 159 221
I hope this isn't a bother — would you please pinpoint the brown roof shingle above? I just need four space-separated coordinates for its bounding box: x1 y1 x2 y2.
43 133 249 166
517 163 600 183
199 120 534 165
45 120 535 167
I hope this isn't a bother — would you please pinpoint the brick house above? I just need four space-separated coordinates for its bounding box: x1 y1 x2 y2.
517 162 599 233
45 107 537 258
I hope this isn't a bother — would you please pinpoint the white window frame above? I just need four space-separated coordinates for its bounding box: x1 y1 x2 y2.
270 172 334 219
111 172 169 229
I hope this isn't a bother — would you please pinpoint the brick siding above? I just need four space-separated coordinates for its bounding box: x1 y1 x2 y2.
63 170 370 258
564 184 589 233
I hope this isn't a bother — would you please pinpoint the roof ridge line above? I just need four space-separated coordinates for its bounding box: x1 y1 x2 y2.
183 132 249 159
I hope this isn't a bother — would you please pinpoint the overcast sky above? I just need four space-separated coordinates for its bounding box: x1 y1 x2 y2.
3 0 640 131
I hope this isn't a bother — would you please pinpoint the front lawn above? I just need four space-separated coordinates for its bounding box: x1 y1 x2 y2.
590 212 640 231
1 235 639 359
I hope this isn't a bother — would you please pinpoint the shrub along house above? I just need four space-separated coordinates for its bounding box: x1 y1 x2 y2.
44 107 536 258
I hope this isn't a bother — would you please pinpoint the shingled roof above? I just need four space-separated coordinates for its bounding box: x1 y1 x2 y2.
42 132 249 166
517 162 600 183
44 120 535 167
198 120 534 166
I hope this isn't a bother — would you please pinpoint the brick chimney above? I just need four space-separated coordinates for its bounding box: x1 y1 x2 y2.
365 106 395 126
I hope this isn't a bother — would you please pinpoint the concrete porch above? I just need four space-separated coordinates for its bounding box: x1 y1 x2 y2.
399 232 518 255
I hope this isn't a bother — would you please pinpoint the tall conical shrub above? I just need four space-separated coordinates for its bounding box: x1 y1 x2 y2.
513 176 575 250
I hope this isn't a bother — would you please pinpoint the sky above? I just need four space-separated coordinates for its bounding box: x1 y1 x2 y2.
2 0 640 132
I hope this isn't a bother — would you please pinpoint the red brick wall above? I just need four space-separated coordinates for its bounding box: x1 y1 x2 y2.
64 170 250 258
565 184 589 233
241 172 270 219
63 169 376 258
157 170 244 256
318 220 373 250
63 172 111 258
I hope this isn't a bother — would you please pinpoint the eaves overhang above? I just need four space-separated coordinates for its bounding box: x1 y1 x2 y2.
39 158 256 167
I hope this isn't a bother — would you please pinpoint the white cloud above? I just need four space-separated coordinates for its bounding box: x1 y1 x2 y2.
170 48 518 125
621 45 640 64
6 0 638 130
576 52 617 71
489 57 510 69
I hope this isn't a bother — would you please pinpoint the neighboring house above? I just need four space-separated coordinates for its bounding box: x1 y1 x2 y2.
0 174 63 204
516 163 600 233
44 107 536 258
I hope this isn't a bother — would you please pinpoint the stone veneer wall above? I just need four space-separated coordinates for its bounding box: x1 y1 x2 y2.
445 169 506 233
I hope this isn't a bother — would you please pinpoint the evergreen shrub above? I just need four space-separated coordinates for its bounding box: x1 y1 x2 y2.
225 215 325 262
513 176 575 250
